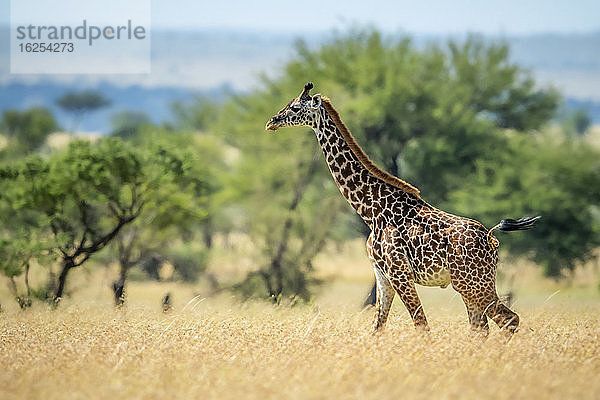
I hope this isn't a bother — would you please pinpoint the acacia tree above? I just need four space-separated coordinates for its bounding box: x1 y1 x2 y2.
0 137 209 303
0 230 56 308
450 133 600 277
108 130 212 306
56 90 111 132
287 31 559 204
214 82 347 302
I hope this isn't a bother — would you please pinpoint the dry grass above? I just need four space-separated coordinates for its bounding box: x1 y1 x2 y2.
1 239 600 399
1 289 600 400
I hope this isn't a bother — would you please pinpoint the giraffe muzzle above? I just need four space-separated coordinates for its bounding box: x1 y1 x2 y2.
265 117 281 131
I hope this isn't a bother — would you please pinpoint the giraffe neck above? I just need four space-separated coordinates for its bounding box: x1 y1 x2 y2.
311 106 394 225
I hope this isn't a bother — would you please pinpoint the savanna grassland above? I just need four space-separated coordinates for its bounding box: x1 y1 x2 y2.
0 241 600 400
2 241 600 400
2 31 600 400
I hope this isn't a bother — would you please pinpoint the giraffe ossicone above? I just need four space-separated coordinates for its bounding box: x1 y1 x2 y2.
266 82 540 336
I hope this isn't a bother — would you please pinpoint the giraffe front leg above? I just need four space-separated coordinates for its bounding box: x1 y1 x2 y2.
371 266 395 333
380 227 428 331
386 264 429 332
382 245 428 331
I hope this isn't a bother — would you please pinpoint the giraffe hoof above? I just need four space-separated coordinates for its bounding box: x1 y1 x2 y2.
415 324 430 335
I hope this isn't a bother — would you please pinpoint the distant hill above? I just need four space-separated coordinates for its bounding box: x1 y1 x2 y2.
1 28 599 131
0 81 229 133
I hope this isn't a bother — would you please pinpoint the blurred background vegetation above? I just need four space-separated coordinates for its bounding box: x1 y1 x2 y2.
1 29 599 310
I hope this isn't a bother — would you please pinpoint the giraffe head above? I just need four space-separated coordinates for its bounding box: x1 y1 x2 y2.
265 82 322 131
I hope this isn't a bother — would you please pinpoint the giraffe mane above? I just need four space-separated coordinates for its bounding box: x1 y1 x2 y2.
320 97 421 198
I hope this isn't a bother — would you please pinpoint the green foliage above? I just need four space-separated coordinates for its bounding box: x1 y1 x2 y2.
166 244 209 282
171 96 220 132
284 30 559 203
450 132 600 277
0 136 212 301
0 233 55 278
214 79 346 301
110 110 151 139
1 107 59 153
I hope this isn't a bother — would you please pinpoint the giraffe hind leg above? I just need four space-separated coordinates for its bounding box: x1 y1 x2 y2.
449 253 518 337
462 296 489 334
461 292 518 336
486 301 519 336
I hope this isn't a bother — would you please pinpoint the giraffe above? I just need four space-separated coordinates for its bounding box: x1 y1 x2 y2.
266 82 541 336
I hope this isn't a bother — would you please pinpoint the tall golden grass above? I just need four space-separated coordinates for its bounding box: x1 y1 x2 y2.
1 239 599 399
1 288 600 399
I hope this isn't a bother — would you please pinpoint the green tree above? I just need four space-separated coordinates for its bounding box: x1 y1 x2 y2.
215 84 346 302
0 160 60 305
450 132 600 277
56 90 111 132
285 31 559 204
0 229 56 308
564 109 591 136
0 137 209 303
1 107 59 154
108 129 213 305
110 110 151 139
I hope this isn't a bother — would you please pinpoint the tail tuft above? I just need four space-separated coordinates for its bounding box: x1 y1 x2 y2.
487 216 541 250
497 216 541 231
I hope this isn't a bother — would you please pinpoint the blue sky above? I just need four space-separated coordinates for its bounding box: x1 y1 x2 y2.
2 0 600 34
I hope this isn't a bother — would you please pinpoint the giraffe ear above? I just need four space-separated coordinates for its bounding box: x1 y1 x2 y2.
311 94 322 109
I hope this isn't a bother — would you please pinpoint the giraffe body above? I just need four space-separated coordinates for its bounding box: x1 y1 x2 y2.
266 83 539 336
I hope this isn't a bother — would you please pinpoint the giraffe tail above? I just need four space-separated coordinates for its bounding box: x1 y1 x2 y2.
495 216 541 231
487 216 541 249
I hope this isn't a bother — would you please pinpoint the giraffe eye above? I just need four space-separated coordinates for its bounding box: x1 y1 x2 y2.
290 104 301 112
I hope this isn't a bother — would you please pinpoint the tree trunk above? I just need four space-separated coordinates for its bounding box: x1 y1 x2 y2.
389 155 400 179
202 219 214 249
8 276 18 297
8 275 32 309
45 268 56 301
24 262 31 298
113 228 140 306
112 262 128 306
162 293 172 313
266 157 319 302
54 258 74 302
269 216 292 302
